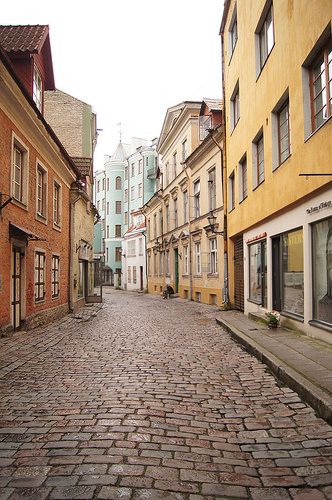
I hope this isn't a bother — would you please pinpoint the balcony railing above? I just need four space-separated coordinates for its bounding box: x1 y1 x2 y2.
147 167 157 179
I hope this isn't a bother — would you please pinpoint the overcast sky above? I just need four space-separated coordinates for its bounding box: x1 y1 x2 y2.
2 0 223 170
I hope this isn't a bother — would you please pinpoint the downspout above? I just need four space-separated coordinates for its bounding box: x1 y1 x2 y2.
183 164 193 302
210 129 229 308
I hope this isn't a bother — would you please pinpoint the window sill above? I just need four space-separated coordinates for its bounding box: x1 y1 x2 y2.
247 298 262 305
53 223 61 232
228 206 235 214
281 311 304 323
230 118 240 136
35 299 45 305
228 43 237 65
12 198 28 211
36 213 47 225
309 320 332 333
239 195 248 205
273 153 291 172
194 274 202 279
256 44 275 82
304 114 332 143
252 179 265 192
52 295 60 301
207 273 219 278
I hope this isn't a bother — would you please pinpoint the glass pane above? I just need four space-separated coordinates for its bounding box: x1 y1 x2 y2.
314 107 327 129
312 56 325 81
313 217 332 325
260 28 267 66
280 135 289 155
313 72 326 98
266 9 274 53
249 242 262 302
282 229 304 316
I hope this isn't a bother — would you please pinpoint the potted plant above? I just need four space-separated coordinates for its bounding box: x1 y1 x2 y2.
265 311 280 329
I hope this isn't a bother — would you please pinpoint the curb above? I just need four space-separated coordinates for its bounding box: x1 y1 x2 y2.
216 317 332 425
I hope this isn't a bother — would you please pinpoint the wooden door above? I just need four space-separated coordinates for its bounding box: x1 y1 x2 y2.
234 236 244 311
12 248 21 329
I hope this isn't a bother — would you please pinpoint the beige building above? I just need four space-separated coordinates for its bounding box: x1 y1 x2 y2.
144 99 226 306
221 0 332 341
44 90 99 310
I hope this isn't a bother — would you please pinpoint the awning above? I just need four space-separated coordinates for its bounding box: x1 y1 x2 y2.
9 222 44 242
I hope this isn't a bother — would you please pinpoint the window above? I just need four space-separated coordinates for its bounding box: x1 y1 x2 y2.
102 178 105 191
97 180 100 192
174 198 178 228
139 238 143 256
124 211 128 225
115 201 121 214
183 246 189 275
128 240 136 257
249 240 267 306
199 115 212 140
154 253 157 276
182 139 187 162
239 155 247 201
145 157 148 166
138 159 143 174
125 166 128 180
53 181 61 226
154 214 157 238
147 219 151 240
131 186 135 200
229 7 238 56
209 238 218 274
193 180 200 218
102 198 105 211
310 40 332 131
312 217 332 326
231 82 240 130
159 253 163 276
125 189 128 202
229 171 235 211
12 139 28 204
165 250 170 275
115 225 121 237
165 205 170 232
183 190 189 223
173 152 177 179
128 266 131 283
257 3 274 72
165 162 169 186
36 164 47 218
138 183 142 198
107 178 109 191
253 132 264 187
33 65 42 111
133 266 137 284
131 163 135 177
78 261 84 298
208 167 216 211
159 209 163 234
115 247 122 261
272 229 303 317
97 200 100 212
195 242 201 275
116 176 121 190
107 202 109 215
52 255 60 298
106 225 109 238
34 251 45 302
278 101 291 164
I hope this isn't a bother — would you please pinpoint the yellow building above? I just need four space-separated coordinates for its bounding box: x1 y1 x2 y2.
144 99 226 306
221 0 332 341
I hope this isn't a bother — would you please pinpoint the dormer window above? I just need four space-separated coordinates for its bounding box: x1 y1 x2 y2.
199 115 212 140
33 65 43 112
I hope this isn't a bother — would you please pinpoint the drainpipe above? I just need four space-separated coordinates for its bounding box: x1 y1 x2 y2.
183 164 193 302
209 128 230 309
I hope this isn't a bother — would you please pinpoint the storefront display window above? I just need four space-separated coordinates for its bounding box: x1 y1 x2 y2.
249 240 267 305
312 217 332 326
281 228 304 317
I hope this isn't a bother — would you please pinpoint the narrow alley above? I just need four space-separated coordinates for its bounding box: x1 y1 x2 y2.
0 291 331 499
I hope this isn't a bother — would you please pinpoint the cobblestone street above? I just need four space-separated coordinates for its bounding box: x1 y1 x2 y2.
0 290 332 500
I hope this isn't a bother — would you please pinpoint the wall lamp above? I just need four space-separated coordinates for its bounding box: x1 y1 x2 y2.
154 237 165 253
205 210 224 236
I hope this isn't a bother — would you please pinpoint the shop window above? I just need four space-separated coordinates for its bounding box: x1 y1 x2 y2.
312 217 332 326
34 251 45 302
52 255 60 298
272 228 304 317
248 239 267 306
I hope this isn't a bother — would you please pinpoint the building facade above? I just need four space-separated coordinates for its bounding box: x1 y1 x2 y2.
144 100 225 306
121 211 146 292
44 90 98 310
221 0 332 341
0 26 80 332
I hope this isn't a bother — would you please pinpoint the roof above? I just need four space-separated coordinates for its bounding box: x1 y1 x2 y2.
202 98 222 111
111 142 129 162
0 25 48 53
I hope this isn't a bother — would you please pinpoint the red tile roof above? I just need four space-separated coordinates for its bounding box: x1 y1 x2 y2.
0 25 48 53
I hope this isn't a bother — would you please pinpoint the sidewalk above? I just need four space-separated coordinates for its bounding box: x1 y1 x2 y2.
215 310 332 425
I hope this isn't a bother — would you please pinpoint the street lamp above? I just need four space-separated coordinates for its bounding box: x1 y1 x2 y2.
205 210 224 235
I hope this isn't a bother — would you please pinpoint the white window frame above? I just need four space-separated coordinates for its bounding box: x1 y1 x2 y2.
33 65 43 111
193 180 200 219
230 81 240 130
195 242 201 275
228 5 238 59
36 161 48 221
208 167 216 211
255 1 275 76
51 254 60 299
209 238 218 275
183 245 189 275
34 250 46 302
53 180 62 229
11 134 29 207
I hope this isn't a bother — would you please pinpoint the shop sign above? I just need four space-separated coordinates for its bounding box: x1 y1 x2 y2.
306 200 332 215
246 232 267 244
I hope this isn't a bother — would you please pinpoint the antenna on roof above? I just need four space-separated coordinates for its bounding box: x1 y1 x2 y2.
117 122 122 143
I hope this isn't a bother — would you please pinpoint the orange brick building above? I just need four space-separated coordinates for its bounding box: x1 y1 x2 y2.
0 26 80 332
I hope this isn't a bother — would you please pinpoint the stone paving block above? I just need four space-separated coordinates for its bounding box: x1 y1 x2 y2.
97 486 132 499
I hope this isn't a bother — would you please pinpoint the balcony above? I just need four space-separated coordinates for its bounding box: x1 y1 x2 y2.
147 167 157 179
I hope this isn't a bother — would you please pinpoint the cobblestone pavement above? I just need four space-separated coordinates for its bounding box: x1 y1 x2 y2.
0 290 332 500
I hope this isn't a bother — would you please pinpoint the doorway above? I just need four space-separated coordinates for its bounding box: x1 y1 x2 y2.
140 266 144 291
12 247 22 330
234 236 244 311
174 248 179 293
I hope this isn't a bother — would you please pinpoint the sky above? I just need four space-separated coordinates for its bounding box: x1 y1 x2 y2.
2 0 223 171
